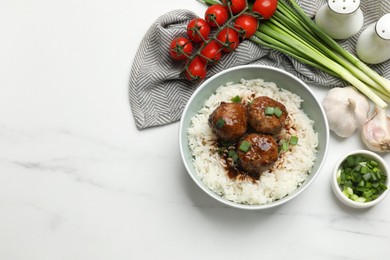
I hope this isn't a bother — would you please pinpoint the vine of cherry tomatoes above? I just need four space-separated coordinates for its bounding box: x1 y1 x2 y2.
169 0 278 81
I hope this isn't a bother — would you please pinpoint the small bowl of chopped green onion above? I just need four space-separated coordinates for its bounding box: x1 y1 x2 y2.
332 150 389 209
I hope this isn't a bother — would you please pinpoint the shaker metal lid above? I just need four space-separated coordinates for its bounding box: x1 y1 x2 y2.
376 14 390 40
328 0 360 14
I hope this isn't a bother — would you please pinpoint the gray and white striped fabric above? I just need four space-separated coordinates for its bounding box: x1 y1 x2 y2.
129 0 390 130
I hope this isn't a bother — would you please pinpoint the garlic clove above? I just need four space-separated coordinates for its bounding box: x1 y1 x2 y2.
361 106 390 152
322 86 370 138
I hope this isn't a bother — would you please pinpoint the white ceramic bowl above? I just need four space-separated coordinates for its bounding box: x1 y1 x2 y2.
331 150 389 209
179 65 329 210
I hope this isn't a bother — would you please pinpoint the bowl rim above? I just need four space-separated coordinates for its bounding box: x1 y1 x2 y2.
331 149 389 209
179 64 329 210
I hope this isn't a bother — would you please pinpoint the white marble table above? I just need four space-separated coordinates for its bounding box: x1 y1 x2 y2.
1 0 389 259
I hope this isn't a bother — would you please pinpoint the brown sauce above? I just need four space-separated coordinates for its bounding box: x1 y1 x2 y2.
217 139 265 182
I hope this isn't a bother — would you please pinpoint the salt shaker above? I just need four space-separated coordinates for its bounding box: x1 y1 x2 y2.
315 0 364 40
356 14 390 64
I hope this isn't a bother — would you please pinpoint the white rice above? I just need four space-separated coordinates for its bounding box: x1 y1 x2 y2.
187 78 319 205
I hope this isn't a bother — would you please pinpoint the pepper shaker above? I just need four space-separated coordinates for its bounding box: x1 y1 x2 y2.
356 14 390 64
315 0 364 40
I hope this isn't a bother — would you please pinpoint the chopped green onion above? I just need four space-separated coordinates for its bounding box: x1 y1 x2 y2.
337 155 388 203
215 118 225 129
220 140 233 148
346 156 355 167
363 173 371 181
228 149 238 162
343 186 353 197
264 106 275 116
274 106 283 118
370 160 378 166
264 106 283 118
280 140 289 151
290 135 298 145
354 164 362 173
239 141 251 152
231 95 241 103
355 197 366 203
350 194 359 201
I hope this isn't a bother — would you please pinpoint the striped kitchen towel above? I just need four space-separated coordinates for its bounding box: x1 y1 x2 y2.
129 0 390 130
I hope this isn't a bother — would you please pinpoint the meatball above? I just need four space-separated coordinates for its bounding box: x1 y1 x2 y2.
238 133 278 175
247 96 288 135
208 102 247 141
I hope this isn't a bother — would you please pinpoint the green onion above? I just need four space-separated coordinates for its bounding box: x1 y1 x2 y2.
363 173 371 181
337 155 388 202
279 140 289 151
370 160 378 167
264 106 275 115
274 106 283 118
264 106 283 118
249 0 390 108
355 197 367 203
215 118 225 129
220 140 233 148
343 186 353 197
228 149 238 162
239 140 251 152
346 156 355 167
231 95 241 103
290 135 298 145
360 165 368 174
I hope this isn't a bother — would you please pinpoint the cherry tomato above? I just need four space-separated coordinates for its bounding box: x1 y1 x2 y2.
234 14 259 39
216 28 240 53
222 0 247 14
200 40 222 64
252 0 278 20
185 56 207 80
169 37 193 61
205 4 229 28
187 18 211 43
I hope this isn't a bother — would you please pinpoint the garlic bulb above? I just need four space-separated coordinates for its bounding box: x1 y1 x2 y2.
361 106 390 152
322 86 370 137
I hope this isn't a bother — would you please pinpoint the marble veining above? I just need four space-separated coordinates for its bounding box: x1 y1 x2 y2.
1 0 390 259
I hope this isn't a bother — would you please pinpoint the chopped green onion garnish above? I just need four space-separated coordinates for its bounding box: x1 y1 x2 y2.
279 140 289 151
228 149 238 162
220 140 233 148
370 160 378 166
363 173 371 181
350 194 359 201
264 106 275 116
346 156 355 167
274 107 283 118
239 141 251 152
337 155 388 203
215 118 225 129
343 186 353 196
355 197 366 203
290 135 298 145
264 106 283 118
231 95 241 103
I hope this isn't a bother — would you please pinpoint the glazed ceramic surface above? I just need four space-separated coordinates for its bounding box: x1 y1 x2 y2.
315 0 364 39
332 150 389 209
356 14 390 64
179 65 329 210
